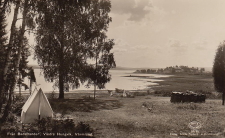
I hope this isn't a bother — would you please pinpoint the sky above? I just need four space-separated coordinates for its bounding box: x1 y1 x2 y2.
7 0 225 68
107 0 225 68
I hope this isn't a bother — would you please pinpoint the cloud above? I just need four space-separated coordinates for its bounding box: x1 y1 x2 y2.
192 40 208 50
111 0 152 22
113 48 127 53
111 0 135 14
130 45 150 50
166 39 188 56
112 39 129 53
168 39 186 48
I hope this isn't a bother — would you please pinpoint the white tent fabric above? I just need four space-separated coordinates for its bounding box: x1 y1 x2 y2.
21 87 53 123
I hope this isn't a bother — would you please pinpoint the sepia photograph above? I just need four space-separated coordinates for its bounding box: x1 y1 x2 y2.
1 0 225 137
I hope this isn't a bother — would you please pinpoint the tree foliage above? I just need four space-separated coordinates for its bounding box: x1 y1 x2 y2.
213 41 225 105
34 0 115 99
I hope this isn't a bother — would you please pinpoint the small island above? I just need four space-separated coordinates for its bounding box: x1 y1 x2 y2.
135 65 206 74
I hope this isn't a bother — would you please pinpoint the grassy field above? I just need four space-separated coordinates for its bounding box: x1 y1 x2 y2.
49 93 225 138
17 73 225 138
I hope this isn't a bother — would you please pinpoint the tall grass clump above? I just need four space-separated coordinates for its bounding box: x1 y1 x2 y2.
176 103 201 110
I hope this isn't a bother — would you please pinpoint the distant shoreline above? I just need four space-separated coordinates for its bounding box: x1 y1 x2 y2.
28 65 213 72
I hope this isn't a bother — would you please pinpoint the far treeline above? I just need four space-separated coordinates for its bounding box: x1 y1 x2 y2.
0 0 115 124
135 66 206 74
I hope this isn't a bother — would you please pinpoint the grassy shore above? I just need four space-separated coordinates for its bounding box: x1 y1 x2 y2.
152 73 221 100
127 72 218 99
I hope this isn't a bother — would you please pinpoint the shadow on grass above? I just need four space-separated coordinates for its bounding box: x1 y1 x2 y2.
50 98 123 114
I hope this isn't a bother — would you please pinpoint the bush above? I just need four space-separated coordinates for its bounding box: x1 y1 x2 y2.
48 91 57 100
115 88 124 93
133 92 147 96
0 118 20 138
12 95 25 116
154 90 171 97
25 118 94 138
75 122 93 134
1 117 94 138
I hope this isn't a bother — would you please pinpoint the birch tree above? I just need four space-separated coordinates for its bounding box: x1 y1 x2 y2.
34 0 115 99
0 0 33 123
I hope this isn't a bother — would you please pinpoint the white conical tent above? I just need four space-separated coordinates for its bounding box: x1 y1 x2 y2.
21 88 53 123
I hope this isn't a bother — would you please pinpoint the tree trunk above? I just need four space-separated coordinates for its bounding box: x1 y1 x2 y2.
9 0 28 97
222 92 224 105
94 53 98 100
58 8 65 99
0 1 20 113
0 81 14 123
12 0 29 89
19 72 21 95
58 52 64 99
58 36 64 99
2 1 19 80
58 66 64 99
30 79 32 95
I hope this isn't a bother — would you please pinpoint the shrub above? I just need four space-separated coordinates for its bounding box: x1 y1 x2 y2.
154 90 171 97
1 117 94 138
48 90 57 100
0 117 20 138
127 94 135 98
23 118 94 138
12 95 25 116
133 92 147 96
0 126 20 138
75 122 93 134
115 88 124 93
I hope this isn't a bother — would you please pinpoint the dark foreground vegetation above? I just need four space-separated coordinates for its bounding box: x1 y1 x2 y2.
0 95 95 138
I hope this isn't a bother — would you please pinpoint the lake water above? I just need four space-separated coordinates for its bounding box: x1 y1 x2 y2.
16 69 172 92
